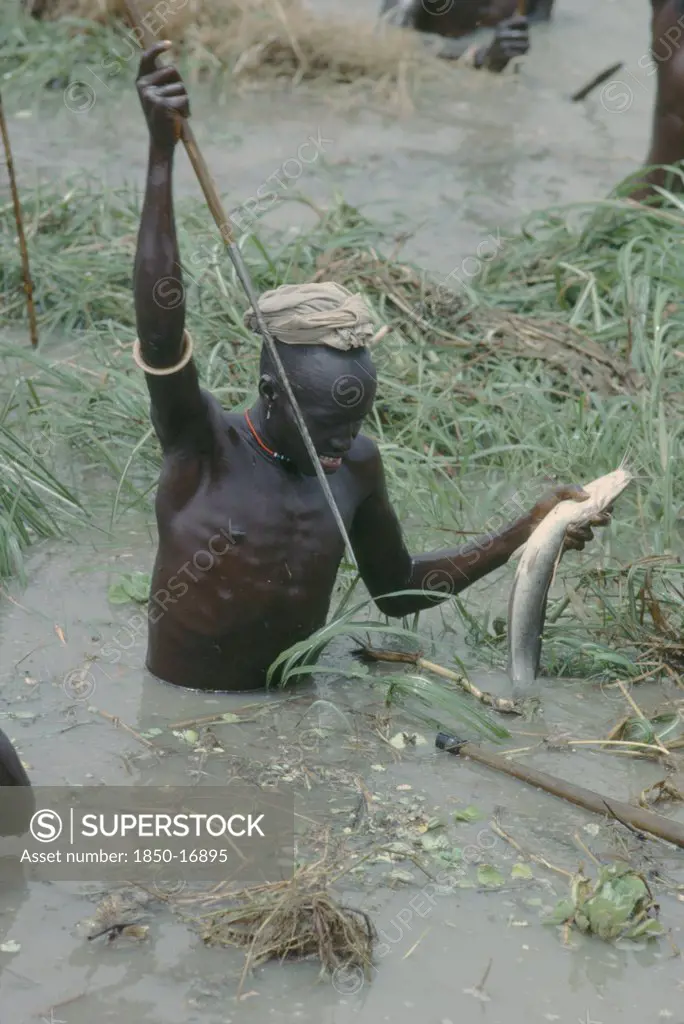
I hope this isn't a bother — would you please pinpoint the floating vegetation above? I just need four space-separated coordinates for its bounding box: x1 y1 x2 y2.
545 862 665 942
265 595 511 741
199 857 375 989
107 570 151 604
639 776 684 810
612 713 684 750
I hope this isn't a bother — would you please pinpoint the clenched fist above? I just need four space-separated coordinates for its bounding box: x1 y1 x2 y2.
529 483 612 553
137 42 190 151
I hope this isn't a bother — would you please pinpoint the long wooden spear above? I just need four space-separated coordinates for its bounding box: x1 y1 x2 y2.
0 91 38 348
123 2 358 569
436 732 684 849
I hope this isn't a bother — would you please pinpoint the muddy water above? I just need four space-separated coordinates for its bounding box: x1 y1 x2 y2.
2 0 684 1021
1 530 683 1023
5 0 657 273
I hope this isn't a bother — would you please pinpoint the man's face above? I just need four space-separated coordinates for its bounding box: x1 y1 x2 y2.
262 347 377 475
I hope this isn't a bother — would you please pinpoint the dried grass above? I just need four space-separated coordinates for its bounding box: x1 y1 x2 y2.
34 0 450 99
197 857 375 985
312 246 643 399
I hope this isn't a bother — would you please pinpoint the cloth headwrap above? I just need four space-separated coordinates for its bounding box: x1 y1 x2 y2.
243 282 376 350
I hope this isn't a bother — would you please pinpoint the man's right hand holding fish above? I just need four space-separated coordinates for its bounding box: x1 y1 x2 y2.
529 484 613 553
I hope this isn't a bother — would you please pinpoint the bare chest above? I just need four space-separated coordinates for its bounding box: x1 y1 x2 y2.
156 447 361 590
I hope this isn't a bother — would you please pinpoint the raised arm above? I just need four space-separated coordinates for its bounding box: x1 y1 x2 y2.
134 43 212 452
378 1 529 70
350 444 605 618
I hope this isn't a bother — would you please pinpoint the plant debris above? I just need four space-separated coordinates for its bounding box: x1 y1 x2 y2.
612 713 683 751
453 806 482 823
545 862 665 941
639 777 684 809
107 570 151 604
477 864 506 888
199 860 375 987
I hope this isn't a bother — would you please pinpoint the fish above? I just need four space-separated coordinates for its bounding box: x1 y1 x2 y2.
0 727 35 837
507 468 633 699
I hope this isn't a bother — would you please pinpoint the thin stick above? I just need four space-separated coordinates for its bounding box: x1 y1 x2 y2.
87 921 141 941
128 879 173 902
489 820 573 878
604 714 630 742
92 707 159 750
357 644 520 715
497 743 543 757
565 738 668 755
33 991 88 1019
167 695 303 730
573 831 600 866
0 91 38 348
402 926 430 959
517 0 526 13
167 712 236 730
123 3 357 569
571 62 624 103
616 680 649 722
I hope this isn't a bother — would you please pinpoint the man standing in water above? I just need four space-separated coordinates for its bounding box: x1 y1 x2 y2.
378 0 555 70
630 0 684 196
133 42 608 693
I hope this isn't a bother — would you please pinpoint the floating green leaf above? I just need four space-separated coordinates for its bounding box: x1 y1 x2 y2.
172 729 199 745
107 571 151 605
511 862 534 880
435 848 463 866
477 864 505 888
425 816 445 832
453 806 482 823
421 832 450 853
543 899 576 926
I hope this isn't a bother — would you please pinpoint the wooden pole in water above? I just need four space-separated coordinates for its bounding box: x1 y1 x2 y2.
123 1 358 571
0 91 39 348
436 733 684 850
517 0 527 15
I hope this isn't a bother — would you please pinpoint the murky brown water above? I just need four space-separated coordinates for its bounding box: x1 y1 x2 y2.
2 1 684 1021
1 527 683 1023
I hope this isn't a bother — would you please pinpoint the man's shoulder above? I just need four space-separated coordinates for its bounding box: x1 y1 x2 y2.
346 434 383 489
157 390 233 458
348 432 380 465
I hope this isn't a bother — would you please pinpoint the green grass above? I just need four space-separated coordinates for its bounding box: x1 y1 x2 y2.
0 2 443 105
0 7 227 101
1 172 683 731
0 10 131 97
